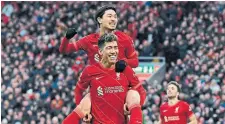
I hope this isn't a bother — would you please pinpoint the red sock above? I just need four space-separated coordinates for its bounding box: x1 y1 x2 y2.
62 107 84 124
129 105 142 124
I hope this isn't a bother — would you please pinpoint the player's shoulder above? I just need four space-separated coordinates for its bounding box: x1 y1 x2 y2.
114 31 127 36
160 102 168 109
83 63 103 76
83 33 98 38
81 33 99 43
160 102 168 107
178 100 190 107
114 31 132 41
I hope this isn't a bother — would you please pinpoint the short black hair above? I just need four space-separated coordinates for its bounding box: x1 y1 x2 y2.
167 81 181 92
98 33 118 49
95 5 116 26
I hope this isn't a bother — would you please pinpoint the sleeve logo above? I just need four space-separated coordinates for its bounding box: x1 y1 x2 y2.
189 106 192 111
94 54 100 62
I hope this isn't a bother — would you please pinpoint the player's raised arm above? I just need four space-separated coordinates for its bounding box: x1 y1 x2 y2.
59 28 89 54
119 65 146 106
124 37 139 68
59 28 77 53
124 52 138 68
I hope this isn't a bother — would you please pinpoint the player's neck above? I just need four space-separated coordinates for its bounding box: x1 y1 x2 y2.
168 98 179 106
100 60 114 69
99 27 114 36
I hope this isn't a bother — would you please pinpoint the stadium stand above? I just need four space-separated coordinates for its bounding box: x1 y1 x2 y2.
1 1 225 124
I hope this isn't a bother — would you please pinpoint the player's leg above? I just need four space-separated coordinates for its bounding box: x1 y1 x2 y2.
63 93 92 124
62 108 84 124
125 90 142 124
76 93 92 116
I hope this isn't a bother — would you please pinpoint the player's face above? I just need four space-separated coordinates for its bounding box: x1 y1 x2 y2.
101 41 118 64
167 84 179 99
100 9 118 30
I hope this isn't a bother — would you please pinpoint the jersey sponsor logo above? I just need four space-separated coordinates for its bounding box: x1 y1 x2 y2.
97 86 104 96
104 86 124 94
94 54 100 62
164 116 180 122
97 86 124 96
175 107 179 113
168 116 180 121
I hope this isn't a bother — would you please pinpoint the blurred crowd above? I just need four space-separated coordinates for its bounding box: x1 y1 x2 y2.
1 1 225 124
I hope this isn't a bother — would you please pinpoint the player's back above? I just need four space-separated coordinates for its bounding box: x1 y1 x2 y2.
160 100 191 124
85 63 129 124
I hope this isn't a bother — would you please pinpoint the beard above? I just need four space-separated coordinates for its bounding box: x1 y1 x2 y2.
168 95 176 100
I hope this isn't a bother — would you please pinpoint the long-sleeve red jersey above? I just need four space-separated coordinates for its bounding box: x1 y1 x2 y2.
160 101 194 124
74 63 146 124
59 31 138 68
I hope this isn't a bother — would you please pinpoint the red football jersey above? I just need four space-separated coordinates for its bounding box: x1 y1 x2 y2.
75 63 142 124
59 31 138 67
160 101 194 124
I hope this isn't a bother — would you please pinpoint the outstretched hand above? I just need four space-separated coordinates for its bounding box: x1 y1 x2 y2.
66 28 77 39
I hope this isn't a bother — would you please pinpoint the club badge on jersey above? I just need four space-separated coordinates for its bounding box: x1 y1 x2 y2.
175 107 179 113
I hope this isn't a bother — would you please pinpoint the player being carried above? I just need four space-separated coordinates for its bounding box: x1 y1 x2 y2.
159 81 197 124
60 5 146 123
59 5 138 67
63 33 146 124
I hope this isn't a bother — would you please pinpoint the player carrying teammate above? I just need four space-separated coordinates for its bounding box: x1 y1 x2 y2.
159 81 197 124
60 5 146 123
63 33 145 124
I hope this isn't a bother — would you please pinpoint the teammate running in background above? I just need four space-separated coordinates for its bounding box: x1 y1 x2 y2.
63 33 145 124
159 81 197 124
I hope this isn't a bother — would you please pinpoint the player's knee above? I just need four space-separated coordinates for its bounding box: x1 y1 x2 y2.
78 93 91 115
126 90 140 109
80 93 91 104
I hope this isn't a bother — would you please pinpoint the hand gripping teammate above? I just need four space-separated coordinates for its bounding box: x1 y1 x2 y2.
63 33 146 124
